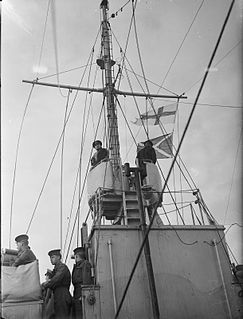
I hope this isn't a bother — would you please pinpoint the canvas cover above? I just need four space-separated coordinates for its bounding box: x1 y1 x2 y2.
2 260 42 303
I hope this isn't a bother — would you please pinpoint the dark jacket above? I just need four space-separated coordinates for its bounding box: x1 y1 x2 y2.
91 148 109 167
12 247 36 267
71 259 92 319
72 259 92 297
45 261 72 319
137 146 157 164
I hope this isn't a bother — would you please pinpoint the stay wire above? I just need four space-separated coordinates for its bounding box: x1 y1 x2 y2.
26 44 97 233
9 84 35 248
35 0 51 80
223 128 242 224
64 61 99 256
185 39 242 94
60 89 71 251
50 0 68 98
157 0 205 94
64 96 106 263
117 0 138 90
77 48 95 246
114 1 235 316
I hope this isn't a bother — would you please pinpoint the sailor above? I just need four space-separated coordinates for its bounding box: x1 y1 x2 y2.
42 249 72 319
90 140 109 167
72 247 92 319
12 234 36 267
136 140 157 182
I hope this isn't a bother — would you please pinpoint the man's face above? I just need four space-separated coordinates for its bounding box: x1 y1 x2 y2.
94 143 101 150
16 241 23 251
50 255 60 265
74 252 85 263
144 142 152 148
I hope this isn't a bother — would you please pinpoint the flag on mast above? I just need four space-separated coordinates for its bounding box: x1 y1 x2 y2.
137 133 173 159
132 103 177 126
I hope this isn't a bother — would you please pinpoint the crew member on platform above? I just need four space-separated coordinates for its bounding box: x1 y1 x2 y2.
42 249 72 319
12 234 37 267
136 140 157 182
91 140 109 167
72 247 92 319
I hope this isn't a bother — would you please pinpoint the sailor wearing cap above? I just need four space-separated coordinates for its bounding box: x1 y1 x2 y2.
136 139 157 183
42 249 72 319
72 247 92 319
12 234 36 267
90 140 109 167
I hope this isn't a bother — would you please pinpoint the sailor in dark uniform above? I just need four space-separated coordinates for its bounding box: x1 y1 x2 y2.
90 140 109 167
12 234 36 267
42 249 72 319
136 140 157 182
72 247 92 319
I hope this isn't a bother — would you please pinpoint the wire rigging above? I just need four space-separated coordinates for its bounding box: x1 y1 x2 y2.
223 128 242 224
60 89 71 251
9 85 35 248
26 37 99 233
157 0 205 94
35 0 51 80
115 1 235 316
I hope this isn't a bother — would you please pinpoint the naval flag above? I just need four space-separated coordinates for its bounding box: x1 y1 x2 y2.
132 103 177 126
137 133 173 159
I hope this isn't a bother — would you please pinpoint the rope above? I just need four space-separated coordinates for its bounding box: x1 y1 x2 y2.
60 90 71 251
26 44 97 233
35 0 51 79
185 39 242 94
64 96 106 262
114 1 235 316
77 48 95 246
156 0 205 94
9 85 35 248
223 128 242 224
50 0 68 98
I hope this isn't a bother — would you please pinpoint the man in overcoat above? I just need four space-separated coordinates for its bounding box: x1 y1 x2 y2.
42 249 72 319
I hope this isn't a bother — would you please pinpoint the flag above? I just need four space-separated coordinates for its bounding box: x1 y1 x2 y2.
137 133 173 159
132 103 177 126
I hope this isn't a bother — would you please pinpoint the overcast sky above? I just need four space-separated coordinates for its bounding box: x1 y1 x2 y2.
2 0 242 280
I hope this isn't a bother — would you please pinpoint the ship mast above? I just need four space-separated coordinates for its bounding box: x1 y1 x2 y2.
100 0 121 175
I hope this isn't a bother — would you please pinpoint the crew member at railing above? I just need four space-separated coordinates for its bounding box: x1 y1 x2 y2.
136 140 157 183
71 247 92 319
11 234 37 267
91 140 109 167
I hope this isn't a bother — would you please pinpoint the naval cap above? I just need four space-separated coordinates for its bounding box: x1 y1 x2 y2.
92 140 102 148
143 139 153 146
15 234 29 243
48 249 61 257
73 246 85 255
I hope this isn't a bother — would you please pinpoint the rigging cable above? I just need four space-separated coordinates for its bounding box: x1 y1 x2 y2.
35 0 51 80
38 63 97 81
64 96 106 263
9 85 35 248
184 39 242 94
25 41 98 233
77 48 95 246
50 0 68 98
117 0 138 90
114 1 235 316
63 63 100 256
223 128 242 224
60 89 71 251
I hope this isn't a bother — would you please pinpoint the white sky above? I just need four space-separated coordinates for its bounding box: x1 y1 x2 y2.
2 0 242 280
